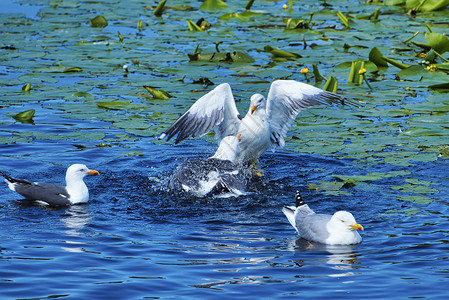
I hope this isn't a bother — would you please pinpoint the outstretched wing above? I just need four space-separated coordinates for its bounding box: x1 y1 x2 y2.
160 83 242 144
266 80 353 148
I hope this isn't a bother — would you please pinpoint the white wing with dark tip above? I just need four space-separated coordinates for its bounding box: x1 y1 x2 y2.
266 80 351 148
160 83 242 144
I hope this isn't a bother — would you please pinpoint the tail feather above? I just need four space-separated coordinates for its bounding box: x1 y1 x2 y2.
282 206 298 232
295 190 306 207
1 172 32 192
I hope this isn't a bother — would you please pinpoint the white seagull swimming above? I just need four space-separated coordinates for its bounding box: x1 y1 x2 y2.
169 135 246 197
1 164 99 207
160 80 355 166
282 190 363 245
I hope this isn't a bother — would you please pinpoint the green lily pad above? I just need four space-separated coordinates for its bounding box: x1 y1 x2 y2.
13 109 35 123
406 0 449 11
263 45 302 60
97 101 146 110
397 195 432 204
424 32 449 54
143 86 172 100
219 11 262 22
90 15 108 28
200 0 229 11
368 47 409 69
391 183 439 194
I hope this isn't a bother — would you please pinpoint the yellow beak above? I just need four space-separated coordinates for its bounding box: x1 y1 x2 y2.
250 104 259 115
350 223 364 231
87 170 100 176
237 133 242 142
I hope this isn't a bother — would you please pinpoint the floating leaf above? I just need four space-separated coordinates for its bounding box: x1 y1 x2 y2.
64 67 83 73
118 31 124 42
391 183 439 194
97 101 146 110
397 65 427 81
368 47 409 69
72 92 94 99
263 45 302 60
143 86 172 100
90 15 108 28
406 0 449 11
13 109 35 123
219 11 262 21
308 181 346 191
200 0 229 11
424 32 449 54
283 17 309 30
397 195 432 204
188 51 254 63
332 171 411 185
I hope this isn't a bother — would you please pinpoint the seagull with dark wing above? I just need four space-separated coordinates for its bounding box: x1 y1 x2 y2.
160 80 355 167
169 135 246 197
282 190 363 245
1 164 99 207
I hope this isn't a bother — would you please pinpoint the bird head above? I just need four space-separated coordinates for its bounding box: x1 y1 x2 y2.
332 211 364 231
66 164 99 181
250 94 265 114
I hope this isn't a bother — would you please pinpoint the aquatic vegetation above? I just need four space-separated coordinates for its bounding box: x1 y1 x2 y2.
1 0 448 203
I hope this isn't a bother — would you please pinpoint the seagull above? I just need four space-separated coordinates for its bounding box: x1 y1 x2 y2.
282 190 363 245
1 164 99 207
160 80 355 166
169 135 246 197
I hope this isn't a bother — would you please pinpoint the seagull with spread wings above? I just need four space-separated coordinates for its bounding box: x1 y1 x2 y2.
160 80 354 167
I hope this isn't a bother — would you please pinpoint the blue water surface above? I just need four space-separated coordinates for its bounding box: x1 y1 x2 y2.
1 112 449 298
1 0 449 299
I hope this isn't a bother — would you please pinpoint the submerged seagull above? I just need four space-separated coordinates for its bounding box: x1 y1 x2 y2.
160 80 355 166
282 190 363 245
1 164 99 207
169 135 246 197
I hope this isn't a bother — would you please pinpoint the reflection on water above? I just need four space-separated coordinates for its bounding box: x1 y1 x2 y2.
289 238 361 278
60 205 91 253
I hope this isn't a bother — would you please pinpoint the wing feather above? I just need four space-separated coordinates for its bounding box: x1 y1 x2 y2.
160 83 241 144
266 80 354 148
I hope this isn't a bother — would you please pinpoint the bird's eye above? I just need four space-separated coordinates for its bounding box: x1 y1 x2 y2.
80 169 85 172
341 220 345 223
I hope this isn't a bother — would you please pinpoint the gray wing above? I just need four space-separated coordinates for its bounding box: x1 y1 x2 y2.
4 174 71 206
266 80 357 148
160 83 242 144
207 158 246 194
169 158 245 195
297 213 332 244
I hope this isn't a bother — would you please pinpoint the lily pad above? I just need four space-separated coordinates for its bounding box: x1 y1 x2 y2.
424 32 449 54
97 101 146 110
200 0 229 11
143 86 172 100
13 109 35 123
90 15 108 28
263 45 301 60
